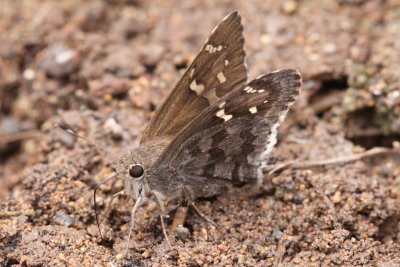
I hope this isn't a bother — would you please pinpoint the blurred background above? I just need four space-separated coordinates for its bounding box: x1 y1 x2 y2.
0 0 399 265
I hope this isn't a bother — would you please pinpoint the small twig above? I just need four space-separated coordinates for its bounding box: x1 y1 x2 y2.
346 128 384 138
265 147 400 175
0 130 41 144
171 206 188 232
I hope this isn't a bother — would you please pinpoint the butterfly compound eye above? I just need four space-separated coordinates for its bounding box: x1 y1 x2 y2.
129 164 144 178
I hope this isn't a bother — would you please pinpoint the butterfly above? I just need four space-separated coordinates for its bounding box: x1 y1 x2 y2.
59 11 301 249
113 11 302 247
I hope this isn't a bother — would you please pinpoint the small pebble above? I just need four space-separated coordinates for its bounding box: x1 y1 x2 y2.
332 191 342 204
20 255 29 263
174 225 190 241
103 117 123 140
54 211 76 227
218 243 229 254
201 228 208 240
142 250 150 258
282 0 298 14
104 93 113 102
40 46 78 77
273 229 283 240
17 215 28 224
293 258 301 264
323 43 337 54
75 239 83 247
23 69 35 80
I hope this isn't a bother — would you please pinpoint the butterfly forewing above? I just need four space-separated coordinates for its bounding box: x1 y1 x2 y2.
157 70 301 187
141 12 247 143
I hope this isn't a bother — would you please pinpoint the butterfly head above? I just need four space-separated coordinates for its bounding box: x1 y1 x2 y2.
116 152 151 199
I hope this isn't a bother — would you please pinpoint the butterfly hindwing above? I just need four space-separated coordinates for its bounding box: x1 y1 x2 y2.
157 69 301 188
141 12 247 143
169 117 274 189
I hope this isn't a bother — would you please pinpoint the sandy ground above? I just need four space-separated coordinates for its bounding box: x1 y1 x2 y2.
1 0 399 266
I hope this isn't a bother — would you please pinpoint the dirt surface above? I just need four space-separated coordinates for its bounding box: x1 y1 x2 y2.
1 0 400 266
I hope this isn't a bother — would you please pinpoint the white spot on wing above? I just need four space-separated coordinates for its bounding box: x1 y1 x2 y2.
217 72 226 83
190 80 196 90
205 44 213 53
190 80 205 95
244 86 252 92
225 60 229 66
249 106 258 114
216 109 233 121
219 101 226 108
205 44 223 53
203 88 219 103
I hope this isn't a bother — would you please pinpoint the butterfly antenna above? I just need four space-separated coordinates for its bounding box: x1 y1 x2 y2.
54 123 120 159
94 173 120 240
54 123 124 240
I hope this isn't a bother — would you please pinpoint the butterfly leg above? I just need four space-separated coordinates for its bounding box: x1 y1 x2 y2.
159 214 172 250
126 195 144 252
182 186 220 228
189 201 220 228
153 192 172 250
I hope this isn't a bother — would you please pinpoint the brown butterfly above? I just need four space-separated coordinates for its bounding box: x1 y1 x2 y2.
58 11 301 249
